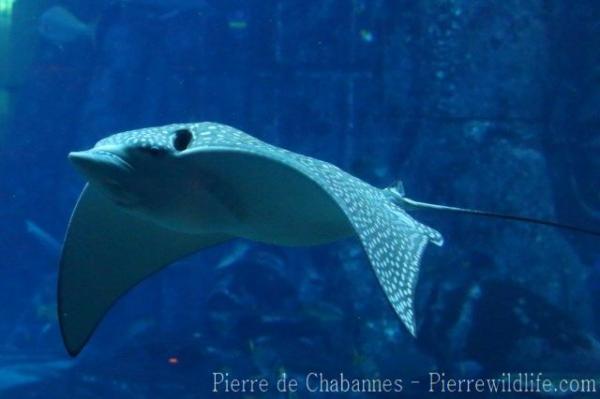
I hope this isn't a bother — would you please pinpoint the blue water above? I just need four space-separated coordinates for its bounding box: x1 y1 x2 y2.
0 1 598 397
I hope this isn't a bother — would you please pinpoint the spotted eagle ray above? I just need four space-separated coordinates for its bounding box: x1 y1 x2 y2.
60 122 599 356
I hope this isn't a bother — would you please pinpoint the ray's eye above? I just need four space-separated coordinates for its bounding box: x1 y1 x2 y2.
173 129 193 151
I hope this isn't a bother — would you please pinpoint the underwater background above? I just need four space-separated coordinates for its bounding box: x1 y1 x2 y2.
0 0 599 397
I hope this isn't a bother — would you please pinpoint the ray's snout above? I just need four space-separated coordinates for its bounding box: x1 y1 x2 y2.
68 149 133 182
69 151 102 178
68 150 96 169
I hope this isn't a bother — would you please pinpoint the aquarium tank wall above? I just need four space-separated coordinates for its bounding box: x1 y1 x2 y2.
0 0 598 398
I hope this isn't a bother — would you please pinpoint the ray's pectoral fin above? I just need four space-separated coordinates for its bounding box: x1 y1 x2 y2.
363 211 442 336
58 185 229 356
305 171 444 336
337 196 443 336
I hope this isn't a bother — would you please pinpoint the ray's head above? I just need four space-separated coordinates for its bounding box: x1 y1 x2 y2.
68 125 195 208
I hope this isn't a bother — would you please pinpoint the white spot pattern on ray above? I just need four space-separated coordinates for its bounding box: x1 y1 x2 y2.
95 122 444 335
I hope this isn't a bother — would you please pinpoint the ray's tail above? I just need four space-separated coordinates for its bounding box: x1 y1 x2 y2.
385 182 600 237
